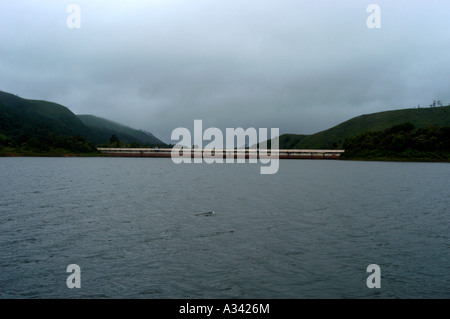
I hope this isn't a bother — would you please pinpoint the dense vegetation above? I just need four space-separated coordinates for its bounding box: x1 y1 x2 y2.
0 132 98 156
340 122 450 161
279 104 450 149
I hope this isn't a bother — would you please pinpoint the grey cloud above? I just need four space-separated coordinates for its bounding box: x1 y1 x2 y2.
1 0 449 142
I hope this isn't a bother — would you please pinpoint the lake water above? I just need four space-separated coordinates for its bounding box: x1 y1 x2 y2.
0 157 449 299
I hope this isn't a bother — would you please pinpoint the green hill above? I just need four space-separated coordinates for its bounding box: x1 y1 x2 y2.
0 90 164 151
0 91 92 139
77 115 162 146
279 106 450 149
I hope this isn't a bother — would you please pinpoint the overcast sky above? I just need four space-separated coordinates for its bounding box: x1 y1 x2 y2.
1 0 449 143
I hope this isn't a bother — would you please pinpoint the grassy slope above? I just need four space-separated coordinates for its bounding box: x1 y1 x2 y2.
279 106 450 149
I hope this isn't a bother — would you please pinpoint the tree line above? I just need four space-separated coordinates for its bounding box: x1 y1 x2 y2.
0 133 97 155
0 132 173 155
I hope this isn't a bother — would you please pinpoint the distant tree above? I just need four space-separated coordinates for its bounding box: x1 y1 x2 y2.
0 134 13 147
24 137 49 152
16 134 32 146
109 134 120 147
429 99 444 108
129 141 141 148
385 122 416 135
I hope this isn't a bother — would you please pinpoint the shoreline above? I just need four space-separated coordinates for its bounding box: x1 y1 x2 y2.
1 152 449 163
